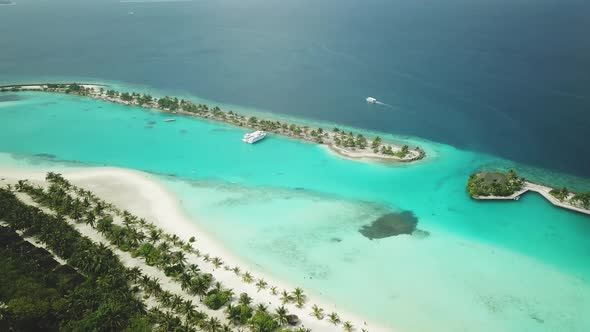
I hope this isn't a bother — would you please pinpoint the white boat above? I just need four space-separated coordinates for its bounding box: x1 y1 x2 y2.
366 97 377 104
164 118 176 122
242 130 266 144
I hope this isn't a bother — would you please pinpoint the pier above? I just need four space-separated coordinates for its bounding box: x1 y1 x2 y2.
474 181 590 216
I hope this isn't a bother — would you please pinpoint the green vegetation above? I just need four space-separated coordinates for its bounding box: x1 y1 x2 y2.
248 308 279 332
311 304 324 320
4 83 425 161
572 193 590 209
467 170 590 212
328 311 341 325
292 287 306 308
4 172 311 331
226 294 253 325
466 169 525 197
549 187 569 201
0 189 149 331
204 286 233 310
0 226 86 331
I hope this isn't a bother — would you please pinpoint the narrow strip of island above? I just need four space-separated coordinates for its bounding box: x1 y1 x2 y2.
0 83 426 163
467 170 590 216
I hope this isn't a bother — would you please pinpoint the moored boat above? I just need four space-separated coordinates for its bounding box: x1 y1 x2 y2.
242 130 266 144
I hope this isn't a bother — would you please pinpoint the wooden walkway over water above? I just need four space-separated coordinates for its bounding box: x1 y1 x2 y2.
474 182 590 216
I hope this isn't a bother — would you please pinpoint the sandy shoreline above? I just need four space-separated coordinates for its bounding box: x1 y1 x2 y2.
0 165 394 332
326 144 425 164
1 83 425 164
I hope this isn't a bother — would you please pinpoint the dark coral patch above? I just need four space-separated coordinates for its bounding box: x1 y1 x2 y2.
359 211 418 239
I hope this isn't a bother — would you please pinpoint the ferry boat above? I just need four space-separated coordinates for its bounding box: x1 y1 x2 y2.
242 130 266 144
366 97 377 104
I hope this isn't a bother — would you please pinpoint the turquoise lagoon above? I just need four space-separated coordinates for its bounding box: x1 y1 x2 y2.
1 91 590 332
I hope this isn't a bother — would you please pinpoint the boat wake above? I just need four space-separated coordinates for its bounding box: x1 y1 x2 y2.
367 97 393 108
375 101 393 108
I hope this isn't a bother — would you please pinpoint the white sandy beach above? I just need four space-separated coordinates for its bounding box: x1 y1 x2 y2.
0 165 393 332
328 144 422 162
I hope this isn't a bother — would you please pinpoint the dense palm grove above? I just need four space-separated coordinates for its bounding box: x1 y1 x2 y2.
1 83 424 161
0 189 150 331
466 170 525 197
0 173 362 332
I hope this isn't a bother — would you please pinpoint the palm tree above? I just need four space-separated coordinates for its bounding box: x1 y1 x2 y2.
255 279 267 292
343 321 354 332
225 304 240 325
149 228 162 242
232 266 241 275
93 201 106 217
292 287 306 308
238 293 252 306
171 294 184 311
85 211 97 228
158 241 171 253
187 263 200 275
280 290 293 304
295 328 311 332
126 266 143 284
15 179 28 191
172 250 188 267
170 233 180 244
202 317 222 332
203 253 211 262
270 286 278 296
139 274 151 287
220 323 233 332
178 323 197 332
122 213 135 227
180 299 196 317
159 291 173 308
311 304 324 320
328 312 341 325
212 256 223 269
242 272 253 283
157 311 182 331
213 281 223 293
274 305 288 325
70 200 84 223
183 243 194 252
192 248 201 257
191 275 211 300
138 217 148 227
186 309 207 326
255 303 267 312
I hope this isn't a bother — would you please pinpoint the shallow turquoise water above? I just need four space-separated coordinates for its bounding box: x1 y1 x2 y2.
1 92 590 331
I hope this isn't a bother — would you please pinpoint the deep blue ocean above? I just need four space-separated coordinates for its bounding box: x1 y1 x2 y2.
1 0 589 177
2 2 590 331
